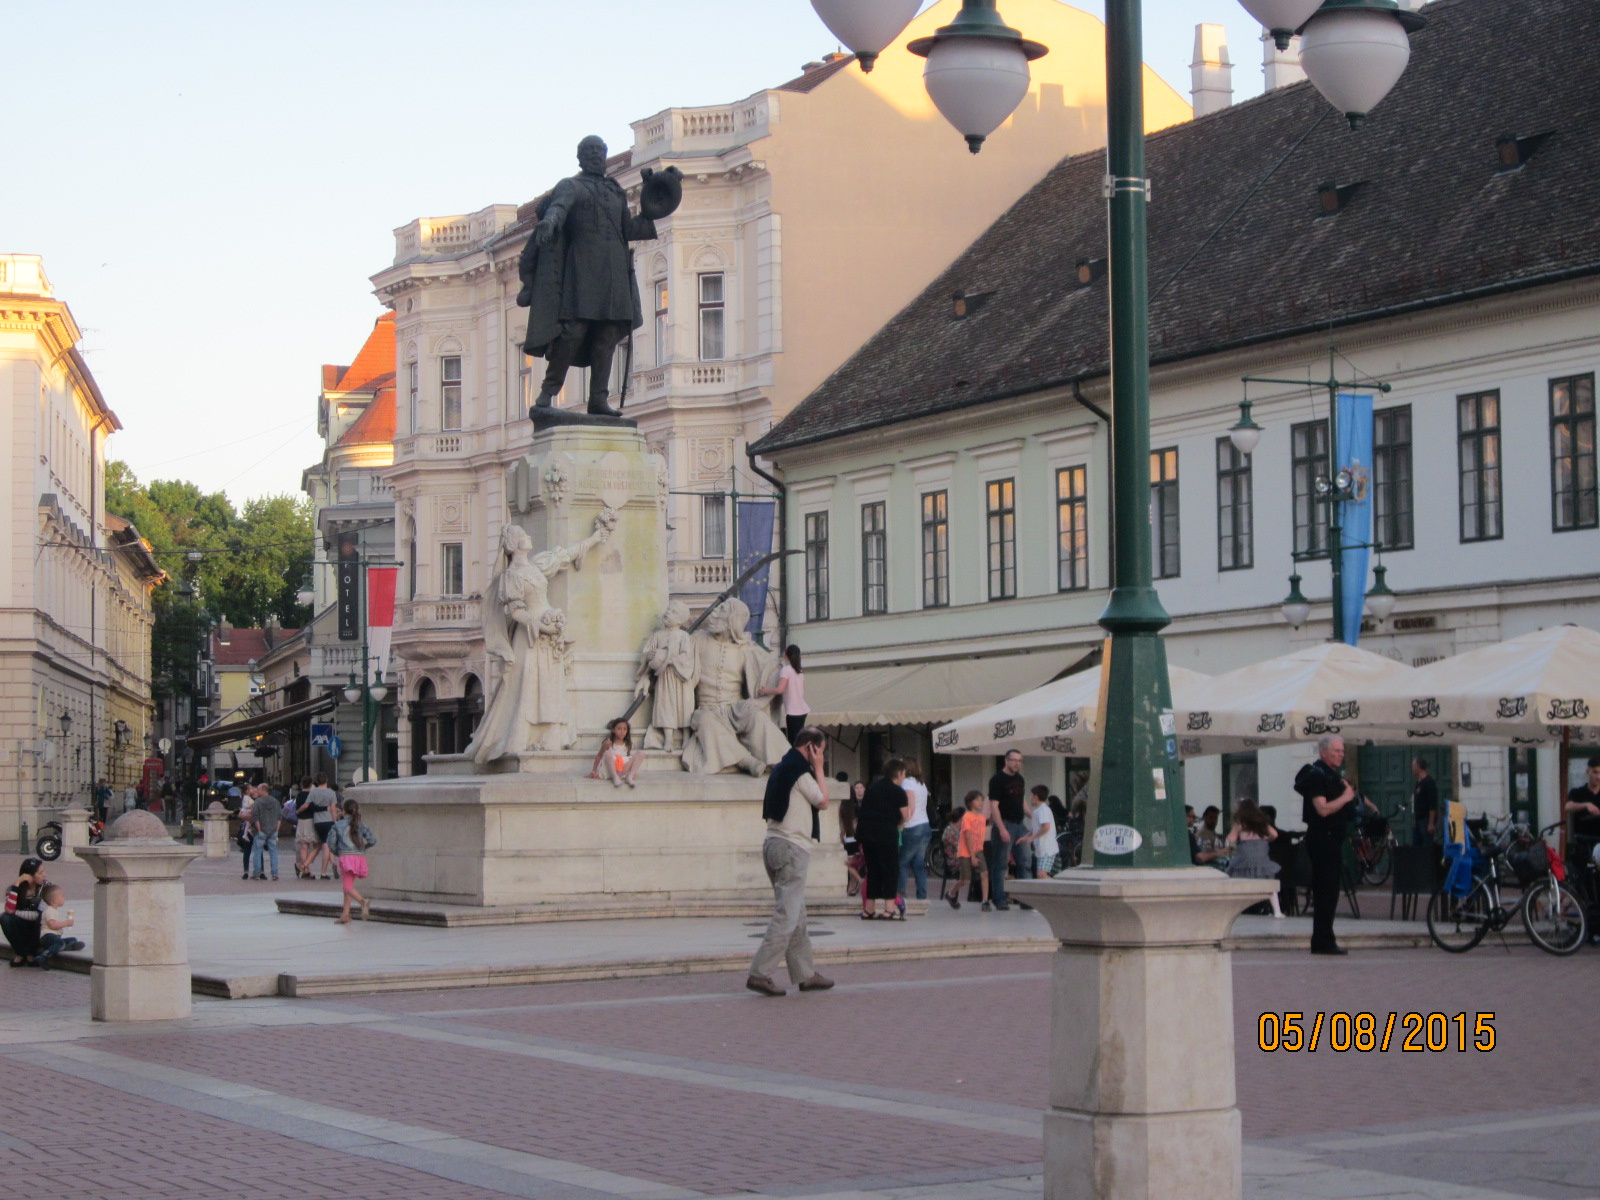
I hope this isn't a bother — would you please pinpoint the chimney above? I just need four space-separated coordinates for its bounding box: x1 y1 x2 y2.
1262 26 1306 91
1190 24 1233 116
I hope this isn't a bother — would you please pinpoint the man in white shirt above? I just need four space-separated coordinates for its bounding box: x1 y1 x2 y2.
747 726 832 997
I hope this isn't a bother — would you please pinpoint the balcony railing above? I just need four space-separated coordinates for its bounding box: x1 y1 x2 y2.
637 362 735 396
631 98 770 157
668 559 733 589
398 597 483 628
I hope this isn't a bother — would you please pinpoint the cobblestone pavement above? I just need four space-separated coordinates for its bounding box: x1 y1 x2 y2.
1 945 1594 1199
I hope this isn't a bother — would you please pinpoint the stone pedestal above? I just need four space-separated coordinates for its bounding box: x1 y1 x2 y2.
200 801 231 858
505 425 667 740
1009 870 1277 1200
76 810 202 1022
351 757 847 916
58 805 93 859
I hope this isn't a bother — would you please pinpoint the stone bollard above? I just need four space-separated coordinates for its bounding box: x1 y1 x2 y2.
1010 869 1276 1200
200 801 231 858
57 805 93 859
76 810 202 1022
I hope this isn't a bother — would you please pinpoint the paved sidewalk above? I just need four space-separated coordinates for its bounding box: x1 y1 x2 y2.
1 946 1592 1200
36 853 1435 997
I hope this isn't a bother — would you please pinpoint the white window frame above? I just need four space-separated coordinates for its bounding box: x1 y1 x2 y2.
440 543 464 597
697 272 725 362
440 356 462 431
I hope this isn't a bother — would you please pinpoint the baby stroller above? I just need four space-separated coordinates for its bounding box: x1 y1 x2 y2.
936 820 964 905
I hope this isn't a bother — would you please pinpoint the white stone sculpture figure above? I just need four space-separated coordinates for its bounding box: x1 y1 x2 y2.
634 600 699 752
467 511 614 761
682 597 790 776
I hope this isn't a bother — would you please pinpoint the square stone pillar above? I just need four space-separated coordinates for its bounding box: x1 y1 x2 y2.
76 811 202 1022
1010 870 1276 1200
506 426 668 740
200 801 231 858
57 805 93 859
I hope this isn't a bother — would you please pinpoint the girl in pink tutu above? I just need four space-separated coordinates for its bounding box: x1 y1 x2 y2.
327 799 377 923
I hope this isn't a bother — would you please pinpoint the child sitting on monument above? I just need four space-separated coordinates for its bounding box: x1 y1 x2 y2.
36 883 84 970
588 718 644 788
948 791 990 911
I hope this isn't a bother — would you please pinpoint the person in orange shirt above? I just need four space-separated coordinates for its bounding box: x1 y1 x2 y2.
948 791 991 911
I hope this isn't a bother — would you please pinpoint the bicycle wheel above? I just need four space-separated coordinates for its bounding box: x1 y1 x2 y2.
1522 877 1588 956
1427 879 1492 952
1362 841 1393 887
926 835 948 881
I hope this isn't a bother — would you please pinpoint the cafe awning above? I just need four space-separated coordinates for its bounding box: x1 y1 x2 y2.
806 650 1077 727
187 692 337 751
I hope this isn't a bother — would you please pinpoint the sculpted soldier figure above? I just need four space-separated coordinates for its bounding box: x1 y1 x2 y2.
517 135 682 417
682 599 790 776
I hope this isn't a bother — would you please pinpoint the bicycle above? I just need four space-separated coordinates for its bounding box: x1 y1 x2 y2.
1349 802 1401 886
1426 821 1587 955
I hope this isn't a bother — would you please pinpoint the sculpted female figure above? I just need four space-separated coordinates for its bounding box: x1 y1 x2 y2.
467 512 615 761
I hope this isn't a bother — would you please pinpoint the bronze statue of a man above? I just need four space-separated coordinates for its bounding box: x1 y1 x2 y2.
517 135 682 418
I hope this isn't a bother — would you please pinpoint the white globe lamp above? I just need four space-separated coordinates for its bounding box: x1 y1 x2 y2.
1298 0 1425 130
810 0 923 73
1237 0 1325 50
908 0 1048 154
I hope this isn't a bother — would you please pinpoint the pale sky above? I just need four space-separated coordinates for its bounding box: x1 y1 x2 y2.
4 0 1268 506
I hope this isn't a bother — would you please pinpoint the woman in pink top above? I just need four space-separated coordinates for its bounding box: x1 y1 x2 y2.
762 645 810 745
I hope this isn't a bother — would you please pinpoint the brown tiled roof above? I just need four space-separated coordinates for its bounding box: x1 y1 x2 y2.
335 384 396 448
326 313 396 395
775 54 856 94
211 628 298 667
754 0 1600 455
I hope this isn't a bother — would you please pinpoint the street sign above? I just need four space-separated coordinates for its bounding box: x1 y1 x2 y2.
310 723 334 748
327 735 343 760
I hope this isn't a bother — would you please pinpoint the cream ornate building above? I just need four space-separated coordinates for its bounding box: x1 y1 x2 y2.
0 254 163 841
368 0 1191 774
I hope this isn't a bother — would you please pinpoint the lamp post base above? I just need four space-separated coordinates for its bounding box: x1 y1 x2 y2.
1010 869 1277 1200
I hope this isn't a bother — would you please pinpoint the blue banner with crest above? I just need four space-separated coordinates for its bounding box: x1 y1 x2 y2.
1336 392 1374 646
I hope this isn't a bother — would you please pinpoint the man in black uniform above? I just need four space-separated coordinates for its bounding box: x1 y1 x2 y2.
1294 734 1359 955
986 749 1027 912
1411 757 1439 845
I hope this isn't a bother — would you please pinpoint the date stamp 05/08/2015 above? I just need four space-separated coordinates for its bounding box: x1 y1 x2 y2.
1256 1011 1497 1053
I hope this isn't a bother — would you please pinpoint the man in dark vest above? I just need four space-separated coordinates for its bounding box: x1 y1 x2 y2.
1295 733 1359 955
747 726 833 997
517 135 682 417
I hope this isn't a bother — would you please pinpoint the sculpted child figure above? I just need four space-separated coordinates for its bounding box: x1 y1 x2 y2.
634 600 698 753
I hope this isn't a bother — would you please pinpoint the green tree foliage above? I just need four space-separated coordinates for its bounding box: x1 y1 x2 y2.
105 461 315 695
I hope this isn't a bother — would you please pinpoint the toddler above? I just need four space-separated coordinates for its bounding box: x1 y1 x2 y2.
37 884 84 970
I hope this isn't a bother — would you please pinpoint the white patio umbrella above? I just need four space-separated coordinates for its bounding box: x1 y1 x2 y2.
931 664 1211 759
1169 642 1416 755
1355 624 1600 731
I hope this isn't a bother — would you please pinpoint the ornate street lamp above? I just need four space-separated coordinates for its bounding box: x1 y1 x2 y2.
1298 0 1426 130
809 0 922 72
1227 398 1263 455
1281 574 1312 629
908 0 1048 154
1365 562 1397 621
58 710 73 738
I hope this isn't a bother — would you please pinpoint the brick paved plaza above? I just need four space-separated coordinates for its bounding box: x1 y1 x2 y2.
3 933 1595 1200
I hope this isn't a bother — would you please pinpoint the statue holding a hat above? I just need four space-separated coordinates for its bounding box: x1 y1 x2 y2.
517 135 683 419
